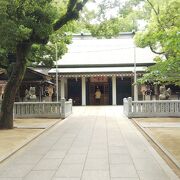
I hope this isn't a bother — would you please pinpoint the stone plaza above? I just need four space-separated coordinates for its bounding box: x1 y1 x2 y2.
0 106 179 180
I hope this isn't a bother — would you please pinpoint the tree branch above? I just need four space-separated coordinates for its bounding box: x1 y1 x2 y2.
30 0 89 43
146 0 165 31
146 0 159 17
149 45 165 55
53 0 88 31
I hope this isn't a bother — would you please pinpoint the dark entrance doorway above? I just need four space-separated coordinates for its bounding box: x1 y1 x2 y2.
116 77 132 105
87 77 111 105
68 78 81 105
89 83 110 105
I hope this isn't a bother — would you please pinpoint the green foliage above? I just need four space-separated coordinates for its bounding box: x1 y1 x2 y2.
135 0 180 85
87 15 138 38
28 32 72 67
0 0 56 49
138 58 180 86
81 0 147 38
88 18 121 38
0 0 56 69
0 0 87 69
119 0 144 17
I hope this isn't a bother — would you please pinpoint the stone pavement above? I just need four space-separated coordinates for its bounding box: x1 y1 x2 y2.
0 106 179 180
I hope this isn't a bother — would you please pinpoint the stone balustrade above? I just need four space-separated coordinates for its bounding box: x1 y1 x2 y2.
123 97 180 118
0 99 72 119
14 102 61 118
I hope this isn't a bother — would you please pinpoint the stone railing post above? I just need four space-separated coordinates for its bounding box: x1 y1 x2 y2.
69 98 73 113
61 98 66 119
123 98 126 114
13 104 15 120
127 97 132 117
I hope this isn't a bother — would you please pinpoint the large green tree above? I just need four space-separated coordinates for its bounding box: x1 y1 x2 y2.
134 0 180 85
0 0 88 129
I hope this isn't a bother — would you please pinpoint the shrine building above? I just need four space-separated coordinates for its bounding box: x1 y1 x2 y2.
49 32 156 105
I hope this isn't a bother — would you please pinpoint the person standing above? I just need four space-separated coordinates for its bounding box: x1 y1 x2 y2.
95 88 101 105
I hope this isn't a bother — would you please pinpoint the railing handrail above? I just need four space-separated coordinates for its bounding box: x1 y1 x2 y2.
133 100 180 103
15 102 61 105
65 101 72 104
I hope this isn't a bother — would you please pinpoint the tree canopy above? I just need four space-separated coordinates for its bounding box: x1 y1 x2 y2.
79 0 146 38
134 0 180 85
0 0 88 69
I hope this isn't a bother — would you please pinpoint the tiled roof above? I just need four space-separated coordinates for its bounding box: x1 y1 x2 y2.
56 34 156 66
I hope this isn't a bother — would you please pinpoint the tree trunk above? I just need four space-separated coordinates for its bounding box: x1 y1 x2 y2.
0 43 30 129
